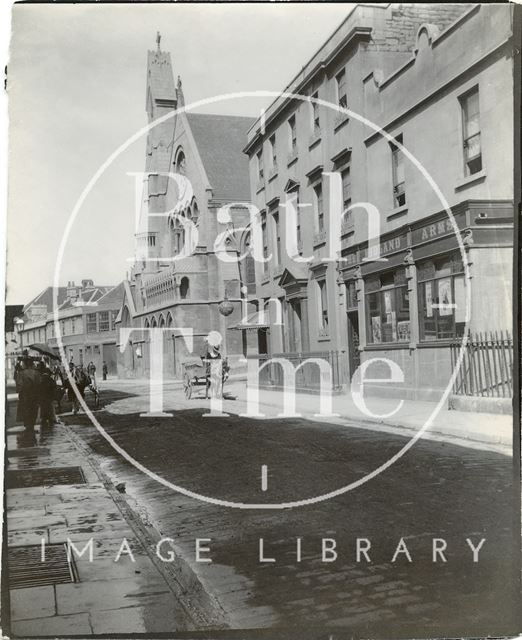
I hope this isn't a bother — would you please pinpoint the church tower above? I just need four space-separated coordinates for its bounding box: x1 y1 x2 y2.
133 33 177 280
118 33 256 380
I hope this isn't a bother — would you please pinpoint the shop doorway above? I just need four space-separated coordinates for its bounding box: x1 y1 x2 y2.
347 311 360 379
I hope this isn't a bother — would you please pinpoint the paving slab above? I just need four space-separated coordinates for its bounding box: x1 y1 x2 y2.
11 612 92 636
10 586 56 621
55 577 171 615
89 600 183 634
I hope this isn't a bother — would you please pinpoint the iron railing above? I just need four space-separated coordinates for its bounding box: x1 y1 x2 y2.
450 331 513 398
247 351 343 393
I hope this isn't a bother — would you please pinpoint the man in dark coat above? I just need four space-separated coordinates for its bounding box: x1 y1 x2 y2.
37 362 57 428
16 357 41 431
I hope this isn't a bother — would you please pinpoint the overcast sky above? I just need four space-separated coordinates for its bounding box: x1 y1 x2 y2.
6 2 353 305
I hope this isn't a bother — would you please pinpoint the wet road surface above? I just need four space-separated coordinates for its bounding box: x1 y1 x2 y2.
59 397 520 638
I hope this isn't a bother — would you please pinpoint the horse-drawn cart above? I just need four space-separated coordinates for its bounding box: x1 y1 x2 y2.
182 358 210 399
182 357 230 399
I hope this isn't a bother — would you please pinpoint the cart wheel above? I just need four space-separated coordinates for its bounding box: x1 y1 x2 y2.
184 375 192 399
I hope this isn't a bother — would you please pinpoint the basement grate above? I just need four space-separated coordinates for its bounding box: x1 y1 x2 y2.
7 447 50 458
8 543 78 589
6 466 87 489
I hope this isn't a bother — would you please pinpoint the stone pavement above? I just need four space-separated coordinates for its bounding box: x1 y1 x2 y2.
104 377 512 455
3 419 226 636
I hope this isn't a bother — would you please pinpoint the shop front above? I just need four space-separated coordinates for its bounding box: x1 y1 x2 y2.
339 200 513 401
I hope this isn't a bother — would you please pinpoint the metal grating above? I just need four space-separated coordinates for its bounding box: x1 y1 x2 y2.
8 543 78 589
6 466 87 489
7 447 50 458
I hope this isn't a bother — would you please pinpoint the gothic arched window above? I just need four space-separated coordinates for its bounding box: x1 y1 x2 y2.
175 149 186 175
180 277 190 299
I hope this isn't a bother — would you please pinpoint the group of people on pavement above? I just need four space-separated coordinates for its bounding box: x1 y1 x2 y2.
14 352 103 433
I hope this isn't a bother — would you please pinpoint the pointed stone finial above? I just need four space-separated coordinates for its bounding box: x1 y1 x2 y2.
176 75 184 106
156 31 161 52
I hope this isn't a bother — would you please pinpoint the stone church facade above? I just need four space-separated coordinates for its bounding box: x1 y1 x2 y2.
117 38 257 379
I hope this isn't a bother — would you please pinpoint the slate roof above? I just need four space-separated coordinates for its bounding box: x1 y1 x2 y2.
186 113 255 202
96 282 125 306
23 287 68 315
57 286 113 311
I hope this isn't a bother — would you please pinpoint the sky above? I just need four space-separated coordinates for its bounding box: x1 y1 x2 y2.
6 2 354 305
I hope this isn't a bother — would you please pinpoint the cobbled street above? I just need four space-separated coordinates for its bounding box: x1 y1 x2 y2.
62 384 519 637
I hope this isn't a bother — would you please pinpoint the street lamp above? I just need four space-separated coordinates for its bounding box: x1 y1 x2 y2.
217 289 234 360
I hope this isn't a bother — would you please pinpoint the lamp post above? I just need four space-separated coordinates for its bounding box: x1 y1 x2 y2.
217 290 234 357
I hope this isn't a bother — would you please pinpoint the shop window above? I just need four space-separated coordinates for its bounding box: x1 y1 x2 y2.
417 253 466 341
99 311 110 332
390 134 406 207
460 87 482 176
365 268 410 344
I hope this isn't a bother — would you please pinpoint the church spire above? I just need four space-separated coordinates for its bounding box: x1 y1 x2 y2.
145 34 176 115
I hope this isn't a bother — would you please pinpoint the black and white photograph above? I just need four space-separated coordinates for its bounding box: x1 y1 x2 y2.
1 2 521 638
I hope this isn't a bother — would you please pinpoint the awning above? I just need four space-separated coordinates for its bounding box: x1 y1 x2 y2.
229 310 270 331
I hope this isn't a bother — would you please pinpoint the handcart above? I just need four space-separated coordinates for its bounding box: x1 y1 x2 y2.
182 357 230 399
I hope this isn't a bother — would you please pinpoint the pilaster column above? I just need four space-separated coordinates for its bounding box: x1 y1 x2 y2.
355 266 366 349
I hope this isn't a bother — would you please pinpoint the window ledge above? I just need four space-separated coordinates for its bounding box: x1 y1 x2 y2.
454 170 486 192
364 342 411 350
273 265 284 278
287 152 298 167
318 333 330 341
313 230 327 247
309 131 322 149
256 180 265 194
268 166 279 182
341 220 354 235
386 205 408 221
417 340 461 348
334 112 349 131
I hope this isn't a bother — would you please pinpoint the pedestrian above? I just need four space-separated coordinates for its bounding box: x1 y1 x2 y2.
37 361 57 428
52 364 66 417
71 364 90 415
204 332 223 399
16 356 41 432
87 361 96 379
102 361 108 381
